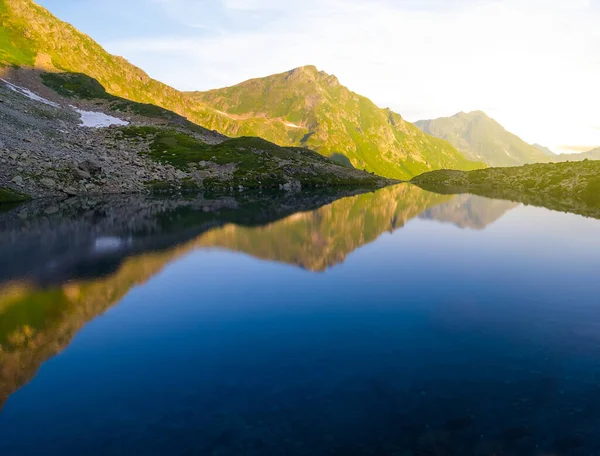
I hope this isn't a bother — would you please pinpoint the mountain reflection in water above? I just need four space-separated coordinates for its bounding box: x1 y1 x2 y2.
0 185 514 408
2 184 599 456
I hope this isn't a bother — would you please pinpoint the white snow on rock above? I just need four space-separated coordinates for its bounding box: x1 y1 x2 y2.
284 122 303 129
0 78 60 108
72 107 129 128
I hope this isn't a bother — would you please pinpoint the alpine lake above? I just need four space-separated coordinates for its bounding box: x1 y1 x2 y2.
1 183 600 455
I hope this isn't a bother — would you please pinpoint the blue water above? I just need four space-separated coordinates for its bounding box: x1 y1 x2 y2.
1 187 600 455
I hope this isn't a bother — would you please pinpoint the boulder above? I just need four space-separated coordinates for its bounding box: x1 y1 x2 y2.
79 159 103 176
12 175 23 186
40 177 56 188
73 167 91 180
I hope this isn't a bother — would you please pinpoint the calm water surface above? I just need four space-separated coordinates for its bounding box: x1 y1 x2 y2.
1 184 600 455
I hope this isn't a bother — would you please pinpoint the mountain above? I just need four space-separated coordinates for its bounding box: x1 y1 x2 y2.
186 66 483 179
0 0 392 199
415 111 552 167
553 147 600 162
533 144 556 158
0 0 481 183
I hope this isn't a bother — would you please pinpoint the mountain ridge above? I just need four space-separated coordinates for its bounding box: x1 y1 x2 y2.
186 65 483 179
1 0 482 182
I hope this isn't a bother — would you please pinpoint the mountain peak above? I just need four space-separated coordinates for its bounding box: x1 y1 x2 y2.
416 111 553 167
284 65 340 87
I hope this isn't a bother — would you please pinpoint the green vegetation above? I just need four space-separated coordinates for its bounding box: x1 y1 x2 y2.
121 126 389 191
0 187 29 204
187 66 483 179
412 160 600 219
0 0 37 66
415 111 553 167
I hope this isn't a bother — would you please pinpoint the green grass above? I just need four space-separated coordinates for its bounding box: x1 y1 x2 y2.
0 187 29 204
121 126 385 191
412 160 600 219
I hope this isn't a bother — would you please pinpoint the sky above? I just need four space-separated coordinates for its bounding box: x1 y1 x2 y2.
37 0 600 154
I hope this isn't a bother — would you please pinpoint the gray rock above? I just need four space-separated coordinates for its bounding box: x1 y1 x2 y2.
12 175 23 186
73 168 91 180
40 177 56 188
79 159 103 176
62 186 78 196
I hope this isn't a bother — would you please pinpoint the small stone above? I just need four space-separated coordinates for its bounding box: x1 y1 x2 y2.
12 175 23 186
73 168 91 180
79 159 103 176
62 186 78 196
40 177 56 188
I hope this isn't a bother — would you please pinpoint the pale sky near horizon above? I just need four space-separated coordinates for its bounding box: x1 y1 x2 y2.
38 0 600 154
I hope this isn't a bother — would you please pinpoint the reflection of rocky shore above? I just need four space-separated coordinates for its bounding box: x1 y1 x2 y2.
0 189 373 285
0 184 520 410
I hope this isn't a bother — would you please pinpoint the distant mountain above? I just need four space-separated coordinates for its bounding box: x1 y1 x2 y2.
533 144 556 158
415 111 552 167
553 147 600 162
186 66 483 180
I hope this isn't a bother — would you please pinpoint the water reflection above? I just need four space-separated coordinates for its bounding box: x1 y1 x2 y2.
8 185 600 455
0 184 517 409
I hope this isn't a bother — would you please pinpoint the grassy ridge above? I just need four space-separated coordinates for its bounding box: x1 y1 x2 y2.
412 160 600 219
120 126 389 191
188 66 483 179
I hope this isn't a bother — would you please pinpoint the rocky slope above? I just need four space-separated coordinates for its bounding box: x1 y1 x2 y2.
415 111 552 167
412 160 600 219
0 0 393 200
0 70 391 200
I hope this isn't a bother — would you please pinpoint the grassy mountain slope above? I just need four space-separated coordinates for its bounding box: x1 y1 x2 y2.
186 66 483 180
1 1 481 181
0 0 394 197
412 160 600 219
415 111 552 167
0 0 193 113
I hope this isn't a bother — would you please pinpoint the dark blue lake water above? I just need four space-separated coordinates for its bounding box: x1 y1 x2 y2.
1 184 600 455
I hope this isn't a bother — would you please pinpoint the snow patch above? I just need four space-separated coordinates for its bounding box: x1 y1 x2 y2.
0 78 60 108
284 122 302 129
72 107 129 128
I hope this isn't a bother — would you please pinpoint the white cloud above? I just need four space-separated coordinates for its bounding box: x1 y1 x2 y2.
108 0 600 153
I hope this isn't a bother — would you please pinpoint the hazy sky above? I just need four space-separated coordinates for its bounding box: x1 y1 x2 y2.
38 0 600 153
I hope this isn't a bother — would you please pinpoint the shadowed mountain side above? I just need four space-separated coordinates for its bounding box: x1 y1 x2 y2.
419 195 518 230
194 185 451 271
